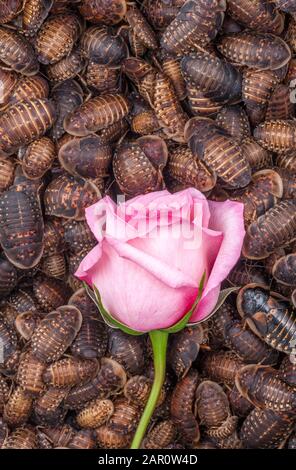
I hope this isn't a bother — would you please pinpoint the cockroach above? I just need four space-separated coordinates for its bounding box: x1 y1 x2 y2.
0 0 23 24
70 314 108 360
22 0 53 35
68 249 89 276
6 74 49 108
0 313 20 373
131 110 160 135
96 425 130 449
64 380 101 410
288 432 296 449
143 420 176 449
0 374 9 414
286 17 296 53
43 218 65 256
161 55 186 101
161 0 226 55
2 427 38 449
46 49 85 83
240 408 294 449
240 138 272 172
207 302 237 346
215 106 251 143
51 80 83 141
124 375 165 409
264 248 286 276
64 222 96 255
41 424 74 447
41 253 67 280
0 417 8 447
35 13 83 64
16 352 46 396
236 284 296 354
0 98 55 157
0 27 39 75
186 84 222 117
265 84 294 121
0 256 18 299
125 3 158 50
242 200 296 259
144 0 185 31
76 398 114 429
217 32 291 71
277 356 296 387
227 259 268 287
67 429 96 449
128 26 147 57
44 174 101 221
64 93 130 137
113 135 167 196
227 385 254 419
85 62 120 94
170 369 200 445
22 136 56 180
274 167 296 200
185 117 252 189
274 0 296 13
43 357 98 387
33 275 72 312
167 146 216 193
98 119 129 146
226 0 284 34
78 0 127 25
275 152 296 172
272 253 296 286
80 25 127 64
58 135 112 180
0 68 18 106
3 386 33 427
30 305 82 363
34 386 68 424
200 351 244 387
108 328 146 376
8 288 38 315
181 52 242 105
37 429 53 449
15 312 42 341
108 397 141 436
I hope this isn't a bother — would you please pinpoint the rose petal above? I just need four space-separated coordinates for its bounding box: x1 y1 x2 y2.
75 244 102 285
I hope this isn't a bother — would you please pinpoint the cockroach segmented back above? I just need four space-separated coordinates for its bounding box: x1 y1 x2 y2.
76 398 114 429
46 49 86 83
64 221 96 255
161 55 186 101
108 397 141 437
227 259 268 287
240 138 272 172
186 84 223 117
70 314 108 360
67 429 96 449
43 218 65 256
15 312 42 341
22 0 53 35
0 256 18 299
6 75 49 108
126 3 158 50
227 385 254 419
43 357 98 387
92 358 127 398
41 253 67 280
80 25 127 64
41 424 74 447
200 351 244 387
131 110 160 135
2 427 38 449
16 352 46 396
79 0 127 25
0 27 39 75
168 326 207 378
22 137 56 180
144 0 185 31
272 253 296 286
95 425 130 449
254 120 296 152
34 386 68 424
278 356 296 388
265 84 294 121
33 275 72 312
3 386 33 427
143 420 176 449
0 68 18 106
108 329 147 376
85 62 120 94
215 106 251 143
0 375 10 414
226 0 284 34
0 0 23 24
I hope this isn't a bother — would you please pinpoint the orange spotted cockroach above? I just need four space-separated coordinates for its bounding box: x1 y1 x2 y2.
108 397 141 437
277 356 296 387
123 375 165 409
30 305 82 363
96 425 130 449
5 74 49 108
227 385 254 419
33 386 69 425
46 49 86 83
0 374 9 414
0 68 18 106
143 420 176 449
16 351 46 396
166 145 216 193
44 174 101 221
272 253 296 286
254 120 296 152
21 136 56 180
43 218 65 256
80 25 127 64
185 117 252 189
64 380 102 410
161 0 226 55
113 135 167 197
22 0 53 35
227 259 268 287
35 13 84 65
186 84 223 117
2 427 38 449
121 57 156 105
275 152 296 172
70 312 108 360
41 253 67 280
131 109 160 135
64 221 96 255
58 135 112 180
67 249 89 276
98 118 129 146
33 275 72 312
217 32 291 71
200 351 244 387
108 327 147 376
8 288 38 315
242 200 296 259
265 84 294 121
181 52 242 105
67 429 96 449
143 0 185 31
85 61 120 94
125 3 158 51
0 98 55 157
236 284 296 354
43 357 98 388
76 398 114 429
15 311 42 341
0 256 18 299
78 0 127 25
161 55 186 101
240 138 272 172
36 429 53 449
274 0 296 13
3 386 33 427
170 369 200 445
206 302 237 347
64 93 130 137
226 0 284 34
0 0 23 24
215 106 251 144
240 408 294 449
0 27 39 75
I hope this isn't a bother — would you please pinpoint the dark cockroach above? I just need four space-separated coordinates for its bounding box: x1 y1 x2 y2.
22 137 56 180
79 0 127 25
242 200 296 259
3 386 33 427
237 284 296 354
43 218 65 256
34 386 69 424
58 135 112 180
46 49 85 83
64 93 130 137
207 302 237 346
215 106 250 143
41 424 74 447
162 55 186 101
274 0 296 13
96 425 130 449
128 26 147 57
277 356 296 388
33 276 72 312
217 32 291 71
288 432 296 449
227 259 268 287
264 248 286 276
8 288 38 315
80 25 127 64
43 357 98 387
265 84 294 121
30 305 82 363
228 385 254 419
200 351 244 387
125 3 158 50
41 253 67 280
275 152 296 172
108 397 141 436
37 429 53 449
240 138 272 172
108 329 146 376
143 420 176 449
67 429 96 449
185 117 251 189
0 313 20 373
131 110 160 135
0 256 18 298
0 374 9 414
98 119 129 146
6 74 49 108
286 17 296 53
240 408 294 449
68 249 89 276
16 352 46 396
70 314 108 360
124 375 165 409
0 27 39 75
161 0 226 55
0 68 18 106
0 0 23 24
15 312 42 341
254 120 296 152
272 253 296 286
44 174 101 221
64 380 101 410
121 57 155 104
51 79 83 141
181 52 242 105
226 0 284 34
76 398 114 429
2 427 38 449
113 135 167 197
0 417 8 447
186 84 222 117
85 62 120 94
144 0 185 31
170 369 200 445
35 13 83 64
22 0 53 35
64 222 96 255
274 167 296 200
0 98 55 157
167 146 216 193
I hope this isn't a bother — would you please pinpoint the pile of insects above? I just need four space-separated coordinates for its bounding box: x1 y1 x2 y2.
0 0 296 449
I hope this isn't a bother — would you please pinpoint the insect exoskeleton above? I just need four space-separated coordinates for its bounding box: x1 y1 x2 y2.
76 398 114 429
226 0 284 34
108 329 147 376
46 49 86 83
240 138 272 172
0 27 39 75
215 105 251 143
22 0 53 35
254 120 296 152
0 0 23 24
0 256 18 299
22 137 56 180
43 357 98 387
6 75 49 108
2 427 38 449
80 25 127 64
143 420 176 449
78 0 127 25
272 253 296 286
200 351 244 387
16 351 46 396
85 61 120 94
0 68 18 107
143 0 185 31
15 311 42 341
3 386 33 427
125 2 158 51
33 275 72 312
265 84 294 121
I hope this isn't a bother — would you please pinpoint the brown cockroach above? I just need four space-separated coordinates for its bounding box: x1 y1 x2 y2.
41 424 74 447
3 386 33 427
227 259 268 287
15 311 42 341
79 0 127 25
64 93 130 137
288 432 296 449
274 0 296 13
0 27 39 76
170 369 200 445
254 119 296 152
207 302 237 346
6 74 49 108
2 427 38 449
240 138 272 172
0 313 20 373
85 61 120 94
0 0 23 24
274 167 296 200
277 356 296 388
0 68 18 106
108 397 141 436
131 110 160 135
126 3 158 50
227 385 254 419
37 429 53 449
143 420 176 449
215 106 251 143
186 84 222 117
34 386 68 424
123 375 165 409
8 288 38 315
272 253 296 286
226 0 284 34
0 256 18 299
181 52 242 105
128 26 147 57
0 98 55 157
217 32 291 71
264 248 286 276
67 249 89 276
286 17 296 53
46 49 86 83
265 84 294 121
16 352 46 396
76 398 114 429
67 429 96 449
144 0 185 31
185 117 252 189
242 200 296 259
161 0 226 55
240 408 294 449
80 25 127 64
236 284 296 354
167 146 216 193
0 374 9 414
30 305 82 363
64 221 96 255
162 55 186 101
122 56 155 85
43 218 65 256
44 174 101 221
96 425 130 449
0 417 8 447
58 135 112 180
108 328 147 376
41 253 67 280
113 135 167 197
70 314 108 360
35 13 83 64
275 152 296 172
33 275 72 312
22 0 53 35
43 357 98 387
22 136 56 180
98 119 129 146
64 380 102 410
200 351 244 387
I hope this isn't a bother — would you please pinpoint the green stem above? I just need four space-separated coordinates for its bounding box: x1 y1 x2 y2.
130 329 168 449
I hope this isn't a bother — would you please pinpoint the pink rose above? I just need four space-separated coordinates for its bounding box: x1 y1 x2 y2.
75 188 245 332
